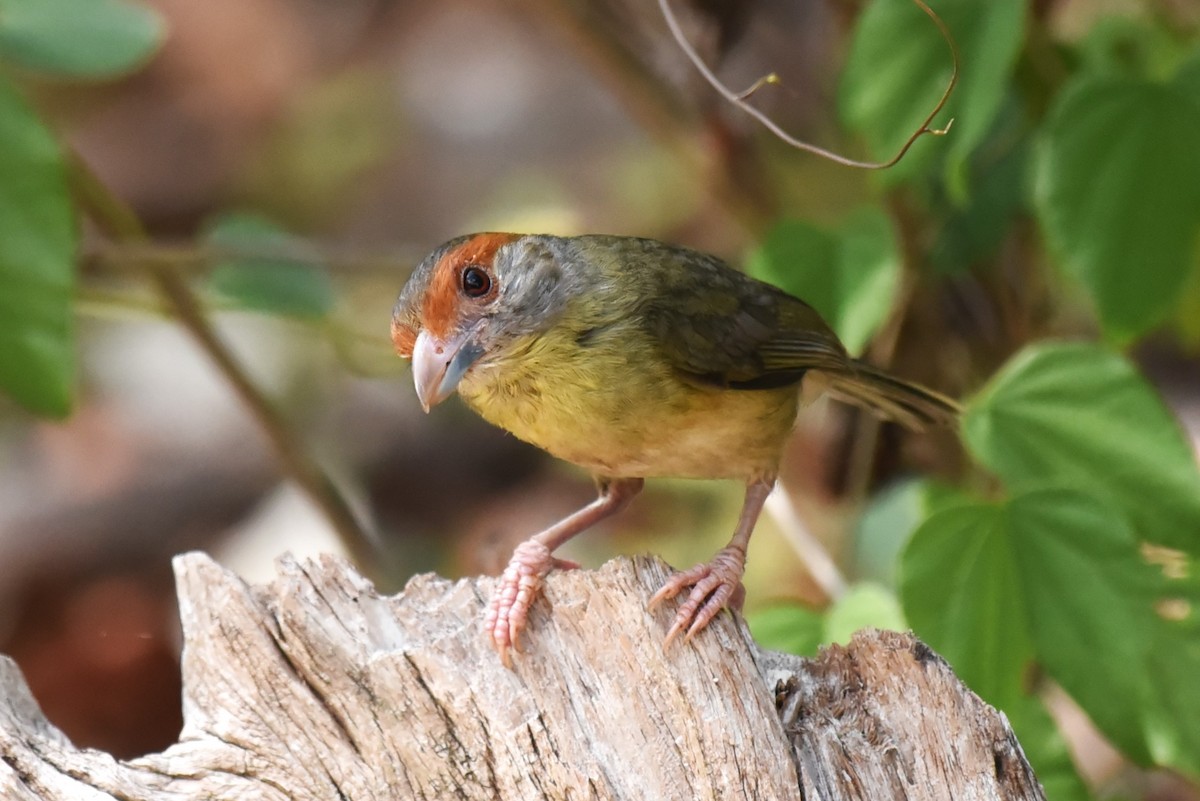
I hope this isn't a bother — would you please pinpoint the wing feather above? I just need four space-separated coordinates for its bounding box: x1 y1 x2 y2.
635 245 850 389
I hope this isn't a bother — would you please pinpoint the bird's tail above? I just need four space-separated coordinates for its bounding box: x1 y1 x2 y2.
821 361 960 432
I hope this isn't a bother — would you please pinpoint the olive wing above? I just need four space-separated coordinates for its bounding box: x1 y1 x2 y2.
639 251 850 390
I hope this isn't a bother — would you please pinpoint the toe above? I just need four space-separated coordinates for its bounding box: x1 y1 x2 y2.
649 562 707 609
683 582 738 643
485 539 561 662
655 547 749 648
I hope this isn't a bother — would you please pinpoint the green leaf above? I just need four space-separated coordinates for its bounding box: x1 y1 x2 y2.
206 213 334 320
0 0 164 79
963 342 1200 552
903 489 1200 773
748 208 900 355
1077 15 1191 83
1143 608 1200 775
901 502 1034 707
839 0 1027 193
0 76 75 416
823 583 906 646
747 603 824 657
1004 491 1159 764
1033 71 1200 340
1176 50 1200 97
853 477 972 585
929 95 1031 274
748 584 906 657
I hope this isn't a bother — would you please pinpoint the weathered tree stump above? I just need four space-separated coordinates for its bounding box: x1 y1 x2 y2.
0 552 1045 800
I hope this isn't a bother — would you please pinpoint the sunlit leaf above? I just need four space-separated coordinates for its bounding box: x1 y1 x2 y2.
903 489 1200 772
1033 70 1200 340
749 584 906 657
747 603 824 657
963 342 1200 552
822 583 905 646
839 0 1027 194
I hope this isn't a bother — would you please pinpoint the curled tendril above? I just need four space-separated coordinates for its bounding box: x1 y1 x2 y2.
659 0 959 170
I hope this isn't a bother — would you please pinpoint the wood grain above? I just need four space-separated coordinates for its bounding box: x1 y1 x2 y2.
0 552 1046 800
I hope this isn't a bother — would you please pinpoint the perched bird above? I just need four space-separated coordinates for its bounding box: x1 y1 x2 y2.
392 232 958 663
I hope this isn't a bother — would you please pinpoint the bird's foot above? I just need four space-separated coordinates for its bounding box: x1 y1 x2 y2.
649 546 747 648
485 539 581 667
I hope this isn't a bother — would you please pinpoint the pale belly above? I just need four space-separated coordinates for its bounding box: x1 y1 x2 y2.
459 363 799 481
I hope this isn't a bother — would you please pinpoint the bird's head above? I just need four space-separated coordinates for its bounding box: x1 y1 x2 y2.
391 232 575 411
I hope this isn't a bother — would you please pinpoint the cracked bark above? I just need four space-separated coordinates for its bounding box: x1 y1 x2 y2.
0 553 1046 800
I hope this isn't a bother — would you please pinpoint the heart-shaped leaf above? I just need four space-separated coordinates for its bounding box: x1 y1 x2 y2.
903 488 1200 772
839 0 1027 194
1033 70 1200 340
963 341 1200 552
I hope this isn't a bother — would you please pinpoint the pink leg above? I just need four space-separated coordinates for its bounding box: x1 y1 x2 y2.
650 477 774 647
486 477 643 666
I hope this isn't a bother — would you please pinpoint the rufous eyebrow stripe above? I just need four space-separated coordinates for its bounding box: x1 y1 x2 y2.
421 232 520 339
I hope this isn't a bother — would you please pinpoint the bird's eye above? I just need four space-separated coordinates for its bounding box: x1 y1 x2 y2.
461 266 492 298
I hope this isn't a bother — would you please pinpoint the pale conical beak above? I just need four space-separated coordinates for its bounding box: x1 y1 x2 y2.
411 328 484 412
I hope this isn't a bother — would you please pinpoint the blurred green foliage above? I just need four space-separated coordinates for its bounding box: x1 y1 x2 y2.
1034 67 1200 339
206 213 335 321
0 0 164 416
0 0 162 78
0 78 76 416
839 0 1025 194
748 208 900 355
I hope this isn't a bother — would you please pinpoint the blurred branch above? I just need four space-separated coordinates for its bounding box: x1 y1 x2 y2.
764 485 847 602
76 285 396 378
518 0 773 233
68 153 378 571
659 0 959 169
86 239 422 278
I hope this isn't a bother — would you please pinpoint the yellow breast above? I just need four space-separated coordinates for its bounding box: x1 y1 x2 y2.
457 326 798 481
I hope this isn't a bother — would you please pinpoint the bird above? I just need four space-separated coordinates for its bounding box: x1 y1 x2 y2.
391 232 958 664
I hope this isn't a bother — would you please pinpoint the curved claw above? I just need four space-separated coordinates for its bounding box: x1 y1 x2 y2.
485 542 582 666
653 546 748 650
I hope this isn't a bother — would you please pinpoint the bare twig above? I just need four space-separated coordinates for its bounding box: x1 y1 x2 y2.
517 0 774 232
764 485 847 602
659 0 959 169
76 284 396 380
68 153 378 571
